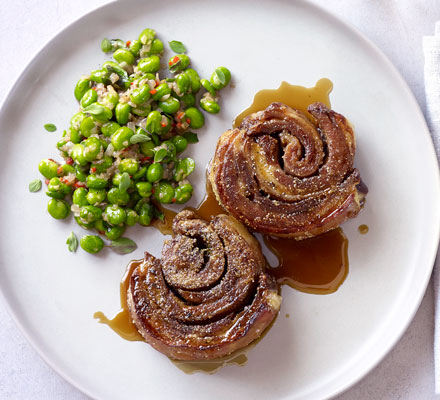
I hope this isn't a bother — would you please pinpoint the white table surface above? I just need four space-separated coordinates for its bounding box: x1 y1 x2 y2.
0 1 439 399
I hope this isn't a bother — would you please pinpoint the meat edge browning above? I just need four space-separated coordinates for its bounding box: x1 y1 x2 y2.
209 103 367 240
126 261 281 360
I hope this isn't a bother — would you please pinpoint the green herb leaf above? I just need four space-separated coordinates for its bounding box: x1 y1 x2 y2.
44 123 57 132
119 172 131 192
153 206 165 222
174 157 195 181
154 148 168 163
66 232 79 252
130 133 151 144
29 179 42 192
182 132 199 143
169 41 187 54
108 237 137 255
83 103 106 115
214 68 226 86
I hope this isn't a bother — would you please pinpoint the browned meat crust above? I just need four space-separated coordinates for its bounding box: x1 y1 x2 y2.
209 102 367 239
127 210 281 360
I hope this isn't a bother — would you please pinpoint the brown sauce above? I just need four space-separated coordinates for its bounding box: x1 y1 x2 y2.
233 78 333 128
264 229 349 295
358 224 369 234
93 259 144 342
94 78 357 373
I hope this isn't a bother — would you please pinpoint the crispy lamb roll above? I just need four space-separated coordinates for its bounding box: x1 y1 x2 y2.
127 210 281 360
209 102 367 239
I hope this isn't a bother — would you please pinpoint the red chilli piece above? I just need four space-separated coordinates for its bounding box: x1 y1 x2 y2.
171 198 176 203
57 166 64 175
151 189 155 194
161 122 167 128
177 122 183 129
150 89 157 95
92 87 97 91
155 80 160 87
45 179 50 185
90 167 97 173
126 40 131 47
66 157 73 165
74 182 86 188
186 118 191 124
173 56 179 63
48 158 55 162
177 112 185 120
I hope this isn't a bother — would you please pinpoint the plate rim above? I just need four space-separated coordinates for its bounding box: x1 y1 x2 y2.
0 0 439 399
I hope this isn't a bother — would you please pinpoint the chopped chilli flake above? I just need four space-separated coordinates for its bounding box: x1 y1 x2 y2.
161 122 167 127
66 157 73 165
155 80 159 87
177 112 184 120
45 179 50 185
91 167 97 173
126 41 131 47
74 182 86 188
57 166 63 175
186 118 191 124
173 56 179 63
171 198 176 203
150 89 157 95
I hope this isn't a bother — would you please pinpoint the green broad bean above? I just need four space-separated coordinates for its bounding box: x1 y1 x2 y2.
138 203 154 226
86 188 107 205
83 137 102 162
105 225 125 240
137 56 160 73
101 38 125 53
130 85 151 105
168 54 190 73
105 205 126 225
132 103 152 117
107 187 130 205
45 190 65 200
140 140 155 157
154 182 175 204
180 93 195 108
75 165 87 182
129 40 142 56
148 38 164 55
57 140 68 154
176 73 190 94
136 182 153 197
162 140 176 161
71 144 88 166
83 103 112 123
38 159 59 179
185 107 205 129
94 218 106 234
80 235 104 254
201 79 216 96
200 97 220 114
125 209 139 226
139 28 156 45
101 89 119 110
115 103 131 125
86 175 108 189
58 164 75 176
146 163 163 183
70 112 86 130
90 156 113 174
175 183 193 204
80 89 98 109
184 69 201 93
133 166 147 180
118 158 139 175
111 126 134 151
73 187 88 206
113 48 135 65
48 177 72 195
75 216 94 229
80 205 103 223
158 97 180 115
151 83 171 101
80 116 99 137
210 66 231 90
90 68 109 84
69 128 82 144
171 135 188 153
101 121 121 137
74 78 91 102
174 157 195 181
145 110 162 134
47 199 70 219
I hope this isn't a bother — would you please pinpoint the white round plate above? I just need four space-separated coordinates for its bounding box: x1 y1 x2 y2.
0 0 438 399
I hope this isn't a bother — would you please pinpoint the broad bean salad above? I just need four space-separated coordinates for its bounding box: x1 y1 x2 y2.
33 28 231 254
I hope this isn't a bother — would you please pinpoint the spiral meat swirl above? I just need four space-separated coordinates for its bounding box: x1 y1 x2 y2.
127 210 281 360
210 102 367 239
